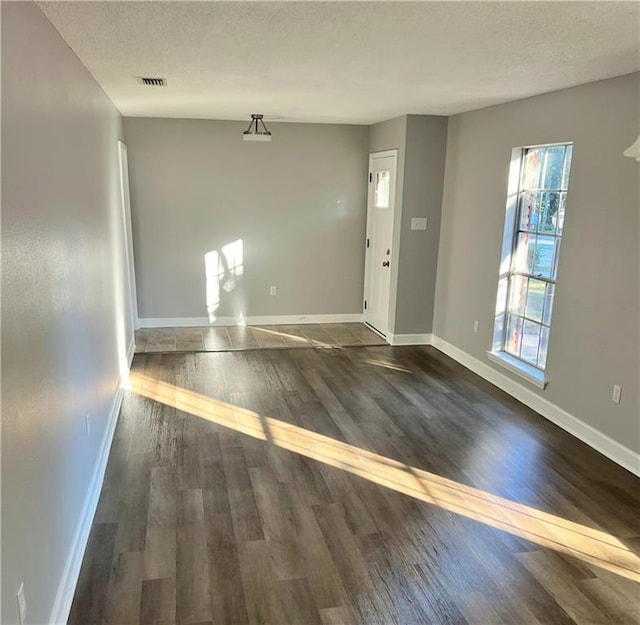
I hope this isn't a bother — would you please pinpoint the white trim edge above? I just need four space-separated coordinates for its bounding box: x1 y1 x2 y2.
127 338 135 366
370 148 399 159
431 335 640 477
138 313 364 328
486 350 547 389
388 333 433 346
48 377 128 624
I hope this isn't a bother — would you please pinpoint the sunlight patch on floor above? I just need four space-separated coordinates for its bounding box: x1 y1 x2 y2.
249 325 333 348
362 358 412 373
128 371 640 583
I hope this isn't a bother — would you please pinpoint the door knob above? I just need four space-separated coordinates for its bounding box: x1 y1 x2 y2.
382 261 390 267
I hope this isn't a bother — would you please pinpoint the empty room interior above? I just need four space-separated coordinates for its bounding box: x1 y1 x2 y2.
2 1 640 624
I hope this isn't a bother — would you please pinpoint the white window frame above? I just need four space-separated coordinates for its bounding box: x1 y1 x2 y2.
488 142 573 389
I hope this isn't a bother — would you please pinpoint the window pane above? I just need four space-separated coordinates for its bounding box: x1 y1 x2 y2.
561 145 573 190
506 315 523 356
532 235 556 279
522 148 545 189
556 193 567 235
538 192 560 234
514 232 535 274
525 278 545 322
541 146 565 189
542 283 555 326
492 313 505 352
519 192 540 231
509 275 527 316
375 170 390 208
521 320 541 364
496 276 508 312
538 326 550 368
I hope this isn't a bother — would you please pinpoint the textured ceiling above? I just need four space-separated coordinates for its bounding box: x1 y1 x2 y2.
38 1 640 124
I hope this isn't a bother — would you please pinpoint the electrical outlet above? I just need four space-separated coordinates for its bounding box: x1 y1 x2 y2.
473 320 479 333
270 286 277 296
17 582 26 625
612 385 623 404
85 413 91 436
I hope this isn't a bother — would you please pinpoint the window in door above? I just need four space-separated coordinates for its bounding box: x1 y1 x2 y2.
375 170 390 208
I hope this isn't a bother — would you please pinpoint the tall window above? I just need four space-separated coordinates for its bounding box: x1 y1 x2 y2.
491 143 573 385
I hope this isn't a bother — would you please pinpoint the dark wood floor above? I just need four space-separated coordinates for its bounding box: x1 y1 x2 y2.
69 345 640 625
134 323 385 353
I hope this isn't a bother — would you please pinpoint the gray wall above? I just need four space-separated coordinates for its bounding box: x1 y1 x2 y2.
369 115 448 335
123 118 369 320
395 115 447 334
2 3 129 623
434 73 639 452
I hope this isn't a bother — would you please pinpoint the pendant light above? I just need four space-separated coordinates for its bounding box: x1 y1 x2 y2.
243 114 272 142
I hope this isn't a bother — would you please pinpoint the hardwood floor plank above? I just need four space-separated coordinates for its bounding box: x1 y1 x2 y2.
140 577 176 625
278 577 324 625
249 465 307 581
517 551 610 625
103 551 145 625
313 502 389 625
147 466 177 525
221 434 265 543
176 489 212 624
357 531 439 625
454 591 508 625
579 569 640 624
287 499 350 611
67 523 118 625
237 540 288 625
203 509 250 625
144 524 175 581
143 467 176 580
319 605 358 625
177 418 204 490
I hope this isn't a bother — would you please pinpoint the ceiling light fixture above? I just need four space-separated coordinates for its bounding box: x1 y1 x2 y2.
623 132 640 160
243 114 272 142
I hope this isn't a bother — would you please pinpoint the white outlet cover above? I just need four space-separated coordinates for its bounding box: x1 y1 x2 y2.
411 217 427 230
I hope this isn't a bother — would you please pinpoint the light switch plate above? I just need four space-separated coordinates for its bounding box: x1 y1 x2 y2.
411 217 427 231
612 384 622 404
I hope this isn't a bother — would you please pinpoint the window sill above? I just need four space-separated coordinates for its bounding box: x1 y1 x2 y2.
486 350 548 389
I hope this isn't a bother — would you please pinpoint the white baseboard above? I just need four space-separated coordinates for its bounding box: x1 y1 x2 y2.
430 335 640 477
48 380 126 624
388 333 432 346
138 313 364 328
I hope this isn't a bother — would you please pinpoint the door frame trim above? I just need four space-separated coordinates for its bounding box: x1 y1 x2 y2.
117 140 139 331
364 149 399 340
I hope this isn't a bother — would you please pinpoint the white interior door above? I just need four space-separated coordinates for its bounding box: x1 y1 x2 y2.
117 141 138 331
363 150 397 337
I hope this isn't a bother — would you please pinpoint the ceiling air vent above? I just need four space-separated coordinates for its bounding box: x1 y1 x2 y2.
136 77 167 87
